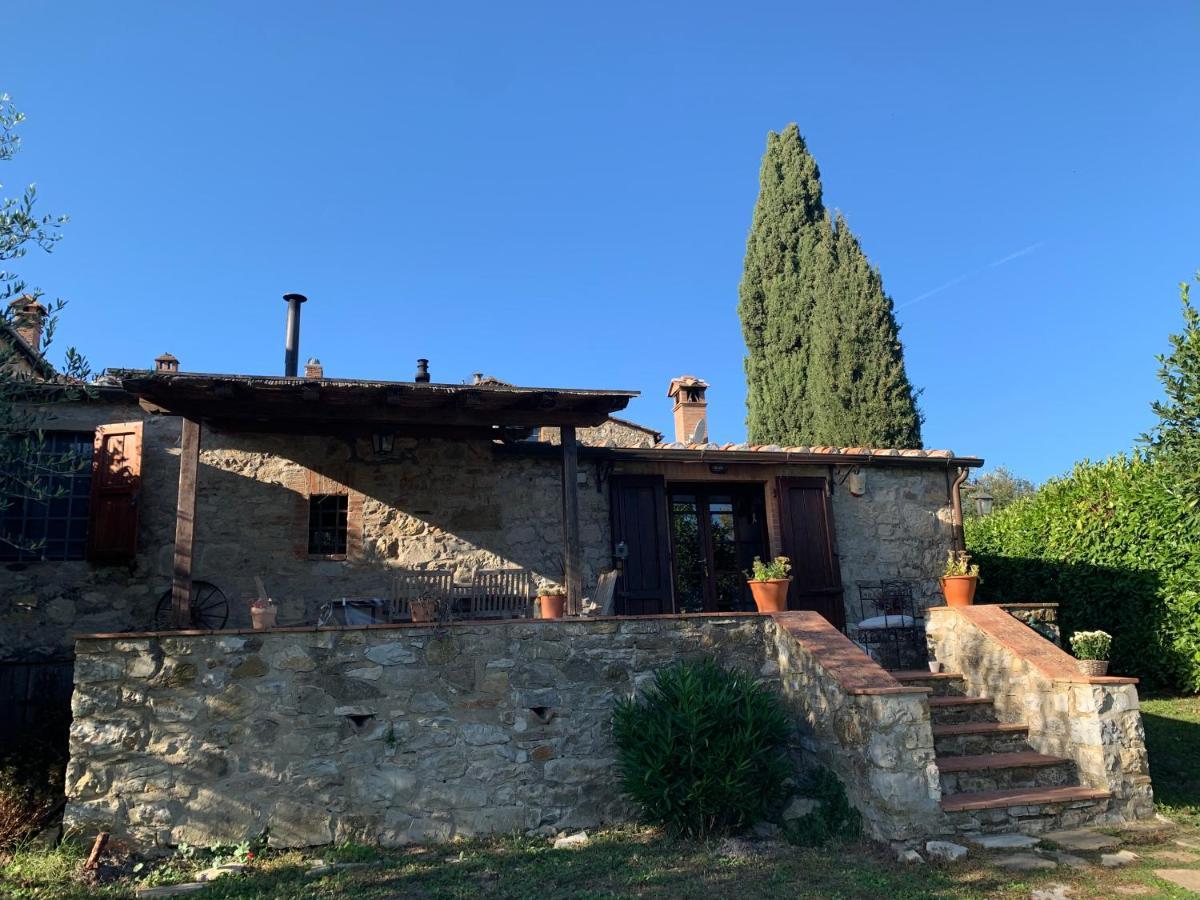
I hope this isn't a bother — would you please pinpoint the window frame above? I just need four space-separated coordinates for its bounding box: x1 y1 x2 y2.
0 430 95 562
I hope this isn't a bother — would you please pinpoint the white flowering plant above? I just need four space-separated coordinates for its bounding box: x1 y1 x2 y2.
1070 630 1112 661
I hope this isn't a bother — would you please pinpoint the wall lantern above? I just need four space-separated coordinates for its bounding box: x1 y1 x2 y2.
847 468 867 497
974 489 995 518
372 432 396 456
708 463 728 475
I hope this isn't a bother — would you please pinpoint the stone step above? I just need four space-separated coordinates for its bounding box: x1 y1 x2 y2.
928 695 997 725
941 786 1113 836
892 671 966 696
937 752 1076 795
933 722 1032 759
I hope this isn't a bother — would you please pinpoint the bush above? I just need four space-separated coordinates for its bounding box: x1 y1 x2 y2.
966 453 1200 692
612 658 790 838
782 768 862 847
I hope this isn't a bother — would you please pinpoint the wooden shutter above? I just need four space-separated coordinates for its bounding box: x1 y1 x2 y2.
610 475 673 615
776 476 845 629
87 421 143 563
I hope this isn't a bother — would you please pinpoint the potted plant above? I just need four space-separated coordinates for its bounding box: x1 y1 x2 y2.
538 584 567 619
746 556 792 613
410 592 441 624
249 597 277 630
940 550 980 607
1070 630 1112 677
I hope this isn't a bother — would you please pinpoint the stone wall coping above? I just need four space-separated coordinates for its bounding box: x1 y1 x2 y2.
927 606 1138 685
768 611 930 696
71 611 764 642
995 602 1061 610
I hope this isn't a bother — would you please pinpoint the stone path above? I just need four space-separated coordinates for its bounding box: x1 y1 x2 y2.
1154 869 1200 892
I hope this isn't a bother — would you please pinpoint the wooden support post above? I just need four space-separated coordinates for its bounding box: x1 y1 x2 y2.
171 418 201 629
561 425 583 614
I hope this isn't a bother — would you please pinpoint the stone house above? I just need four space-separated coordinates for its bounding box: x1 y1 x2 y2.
2 338 980 663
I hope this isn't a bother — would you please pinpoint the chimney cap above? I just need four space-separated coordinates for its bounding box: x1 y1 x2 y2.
667 375 709 399
8 295 47 314
282 292 308 304
306 357 321 365
155 352 178 362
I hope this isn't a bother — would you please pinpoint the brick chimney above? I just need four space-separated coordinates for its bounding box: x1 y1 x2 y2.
8 296 48 354
154 352 179 372
668 375 709 444
304 357 324 379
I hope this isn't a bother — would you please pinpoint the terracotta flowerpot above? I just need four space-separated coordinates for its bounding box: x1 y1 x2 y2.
539 595 566 619
748 578 791 613
250 606 277 630
1077 659 1109 677
940 575 978 607
410 599 439 623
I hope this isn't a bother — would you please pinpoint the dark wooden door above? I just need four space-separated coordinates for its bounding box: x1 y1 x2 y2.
777 476 845 629
610 475 672 615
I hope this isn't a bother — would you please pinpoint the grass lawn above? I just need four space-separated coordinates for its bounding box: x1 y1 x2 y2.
2 694 1198 899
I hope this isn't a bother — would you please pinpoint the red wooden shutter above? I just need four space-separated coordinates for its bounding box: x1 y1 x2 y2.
87 421 143 563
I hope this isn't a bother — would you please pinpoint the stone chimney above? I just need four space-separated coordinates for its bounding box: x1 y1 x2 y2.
8 296 48 354
668 375 709 444
304 357 324 379
154 352 180 372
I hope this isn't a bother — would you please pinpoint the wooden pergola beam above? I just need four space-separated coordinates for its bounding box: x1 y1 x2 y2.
171 417 201 628
561 425 583 613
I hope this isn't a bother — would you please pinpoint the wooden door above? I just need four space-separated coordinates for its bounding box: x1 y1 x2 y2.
87 421 143 563
610 475 672 615
776 476 845 629
668 484 767 613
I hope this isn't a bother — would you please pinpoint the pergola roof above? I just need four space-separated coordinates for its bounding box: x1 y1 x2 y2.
110 369 638 435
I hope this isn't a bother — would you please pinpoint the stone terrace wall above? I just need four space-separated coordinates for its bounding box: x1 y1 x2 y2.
65 613 948 849
65 616 776 848
926 605 1154 822
767 612 941 841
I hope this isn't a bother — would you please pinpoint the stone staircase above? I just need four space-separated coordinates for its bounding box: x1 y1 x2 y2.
894 671 1113 834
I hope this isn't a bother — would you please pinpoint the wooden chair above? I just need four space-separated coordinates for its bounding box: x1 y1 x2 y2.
469 568 533 620
391 570 454 621
589 569 620 616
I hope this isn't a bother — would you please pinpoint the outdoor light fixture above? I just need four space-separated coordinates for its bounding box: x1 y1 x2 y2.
614 541 629 563
372 432 396 456
708 463 728 475
974 489 994 518
847 468 867 497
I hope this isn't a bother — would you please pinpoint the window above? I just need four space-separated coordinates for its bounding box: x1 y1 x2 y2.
308 494 348 556
0 432 94 561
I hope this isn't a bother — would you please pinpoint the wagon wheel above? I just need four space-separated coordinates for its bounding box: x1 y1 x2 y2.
154 580 230 630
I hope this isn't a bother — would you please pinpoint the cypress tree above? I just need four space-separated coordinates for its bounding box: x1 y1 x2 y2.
738 125 922 448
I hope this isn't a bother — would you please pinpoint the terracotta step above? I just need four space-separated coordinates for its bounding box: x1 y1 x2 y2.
932 722 1029 738
892 670 964 682
941 785 1111 813
932 721 1032 758
928 696 991 709
936 751 1068 773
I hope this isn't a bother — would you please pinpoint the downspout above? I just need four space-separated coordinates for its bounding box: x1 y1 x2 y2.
949 465 969 552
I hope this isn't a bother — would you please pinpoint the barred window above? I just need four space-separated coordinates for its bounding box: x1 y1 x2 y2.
308 494 348 556
0 432 94 561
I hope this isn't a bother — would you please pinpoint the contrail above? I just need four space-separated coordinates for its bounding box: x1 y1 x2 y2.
897 240 1046 310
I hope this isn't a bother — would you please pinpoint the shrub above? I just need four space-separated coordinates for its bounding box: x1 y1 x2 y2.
612 658 790 838
966 453 1200 692
1069 630 1112 661
782 767 862 847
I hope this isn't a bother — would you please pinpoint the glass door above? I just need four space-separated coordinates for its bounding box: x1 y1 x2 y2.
668 484 767 613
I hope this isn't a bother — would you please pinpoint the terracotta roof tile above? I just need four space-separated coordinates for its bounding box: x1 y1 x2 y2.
652 441 959 458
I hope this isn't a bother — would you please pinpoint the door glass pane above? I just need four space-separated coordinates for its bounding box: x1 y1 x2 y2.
670 497 705 613
708 500 740 612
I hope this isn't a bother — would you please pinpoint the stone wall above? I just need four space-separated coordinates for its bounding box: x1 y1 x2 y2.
768 612 941 841
64 613 946 848
926 605 1154 822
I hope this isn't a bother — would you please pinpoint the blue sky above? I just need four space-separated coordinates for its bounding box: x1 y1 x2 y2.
5 2 1198 483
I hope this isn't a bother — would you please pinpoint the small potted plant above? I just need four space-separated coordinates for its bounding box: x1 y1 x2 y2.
940 550 980 607
410 592 441 624
1070 630 1112 677
538 584 567 619
250 597 277 630
746 556 792 613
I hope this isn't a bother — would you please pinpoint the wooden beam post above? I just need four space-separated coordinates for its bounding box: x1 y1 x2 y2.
561 425 583 614
171 418 201 629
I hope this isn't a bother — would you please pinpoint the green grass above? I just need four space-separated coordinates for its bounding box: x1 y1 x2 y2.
3 695 1199 899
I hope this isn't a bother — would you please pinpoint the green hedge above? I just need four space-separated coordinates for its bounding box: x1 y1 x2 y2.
966 454 1200 692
